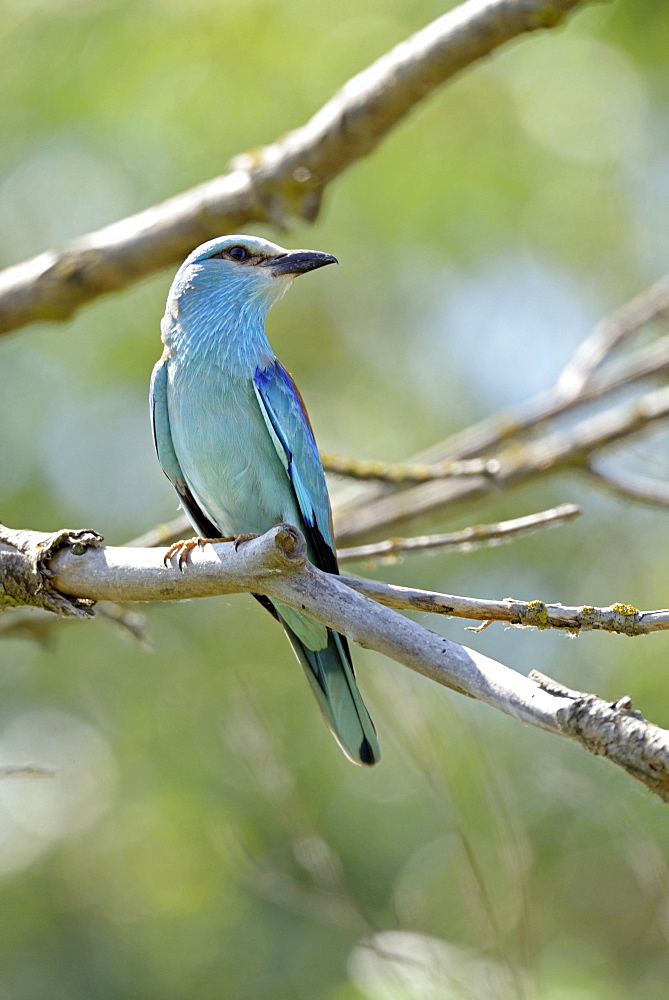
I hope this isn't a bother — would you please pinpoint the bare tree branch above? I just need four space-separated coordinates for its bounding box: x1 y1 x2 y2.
0 765 54 780
0 0 593 336
557 272 669 399
124 502 580 566
337 503 581 562
586 462 669 509
331 277 669 537
322 453 500 483
0 522 661 802
0 599 150 648
334 384 669 542
340 576 669 637
0 524 101 617
125 517 189 550
103 505 669 637
528 673 669 804
418 302 669 469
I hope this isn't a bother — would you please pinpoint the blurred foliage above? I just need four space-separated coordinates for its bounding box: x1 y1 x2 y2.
1 0 669 997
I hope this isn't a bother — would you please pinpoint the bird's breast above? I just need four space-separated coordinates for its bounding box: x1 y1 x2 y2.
166 358 298 536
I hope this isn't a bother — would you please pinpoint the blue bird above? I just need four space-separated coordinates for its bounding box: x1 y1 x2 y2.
150 235 380 766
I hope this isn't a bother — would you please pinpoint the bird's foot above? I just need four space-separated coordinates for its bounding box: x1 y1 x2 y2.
232 532 259 550
163 534 259 571
163 536 210 571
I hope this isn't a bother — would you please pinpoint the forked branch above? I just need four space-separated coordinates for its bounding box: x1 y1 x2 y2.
334 384 669 542
2 521 669 802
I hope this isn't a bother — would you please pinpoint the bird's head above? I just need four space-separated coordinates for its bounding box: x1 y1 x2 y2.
173 234 338 313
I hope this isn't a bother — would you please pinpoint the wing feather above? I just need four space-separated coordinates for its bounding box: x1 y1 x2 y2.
253 360 338 575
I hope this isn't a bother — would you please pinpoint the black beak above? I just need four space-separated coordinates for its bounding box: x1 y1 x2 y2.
261 249 338 276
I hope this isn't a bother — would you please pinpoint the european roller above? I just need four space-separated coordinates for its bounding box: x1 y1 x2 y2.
150 235 380 766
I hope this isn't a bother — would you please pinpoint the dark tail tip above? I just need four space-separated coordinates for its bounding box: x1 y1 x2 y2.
359 736 379 766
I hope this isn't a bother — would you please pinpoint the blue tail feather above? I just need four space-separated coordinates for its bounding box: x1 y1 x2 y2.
280 619 380 766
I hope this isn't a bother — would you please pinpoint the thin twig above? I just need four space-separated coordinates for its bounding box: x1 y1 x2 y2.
95 601 152 648
126 502 580 565
126 518 187 549
331 290 669 534
338 576 669 637
0 765 55 779
557 273 669 399
322 453 500 483
334 384 669 542
586 462 669 509
0 0 593 336
415 314 669 470
337 503 580 563
0 599 151 648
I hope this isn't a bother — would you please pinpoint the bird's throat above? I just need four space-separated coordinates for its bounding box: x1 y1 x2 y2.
163 290 274 378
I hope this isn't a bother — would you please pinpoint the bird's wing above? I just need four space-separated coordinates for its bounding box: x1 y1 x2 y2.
253 359 338 574
150 357 219 538
253 360 379 766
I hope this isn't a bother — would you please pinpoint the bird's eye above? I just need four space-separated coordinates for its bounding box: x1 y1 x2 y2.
227 245 249 261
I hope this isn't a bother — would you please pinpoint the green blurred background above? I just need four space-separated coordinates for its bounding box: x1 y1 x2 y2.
1 1 669 997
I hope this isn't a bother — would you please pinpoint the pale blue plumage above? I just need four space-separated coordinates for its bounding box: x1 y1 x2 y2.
151 235 379 766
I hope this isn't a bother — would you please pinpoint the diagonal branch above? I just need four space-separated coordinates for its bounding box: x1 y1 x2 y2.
39 524 669 804
334 384 669 542
331 279 669 535
586 462 669 508
337 502 581 562
3 521 669 799
0 0 593 336
557 272 669 399
413 292 669 470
